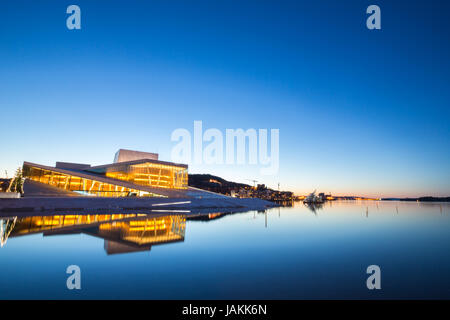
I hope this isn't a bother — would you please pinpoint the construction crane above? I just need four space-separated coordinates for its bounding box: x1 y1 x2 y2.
246 179 258 188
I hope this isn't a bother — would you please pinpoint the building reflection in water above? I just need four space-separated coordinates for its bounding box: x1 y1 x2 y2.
0 213 186 255
304 202 324 215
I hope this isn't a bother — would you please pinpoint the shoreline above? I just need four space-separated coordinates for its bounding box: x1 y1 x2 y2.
0 196 277 216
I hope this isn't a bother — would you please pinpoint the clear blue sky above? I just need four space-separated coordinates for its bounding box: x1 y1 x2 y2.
1 0 449 197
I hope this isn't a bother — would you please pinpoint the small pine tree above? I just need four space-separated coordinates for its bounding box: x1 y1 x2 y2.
6 168 25 194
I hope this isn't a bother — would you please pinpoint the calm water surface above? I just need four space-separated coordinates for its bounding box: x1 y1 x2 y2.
1 200 449 299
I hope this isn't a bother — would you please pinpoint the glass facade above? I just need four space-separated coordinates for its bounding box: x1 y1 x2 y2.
89 161 188 190
22 164 166 197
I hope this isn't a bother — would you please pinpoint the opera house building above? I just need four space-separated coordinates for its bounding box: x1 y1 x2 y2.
22 149 189 198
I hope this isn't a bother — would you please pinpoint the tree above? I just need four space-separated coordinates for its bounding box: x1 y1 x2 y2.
6 168 25 194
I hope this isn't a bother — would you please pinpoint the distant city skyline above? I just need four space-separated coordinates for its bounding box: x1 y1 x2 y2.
0 0 449 198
